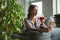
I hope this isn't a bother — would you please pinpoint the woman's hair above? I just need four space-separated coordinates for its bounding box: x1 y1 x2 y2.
28 5 37 18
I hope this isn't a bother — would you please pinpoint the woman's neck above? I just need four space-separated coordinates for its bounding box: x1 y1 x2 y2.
30 16 36 24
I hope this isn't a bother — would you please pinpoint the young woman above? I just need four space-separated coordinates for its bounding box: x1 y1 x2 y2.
22 5 53 40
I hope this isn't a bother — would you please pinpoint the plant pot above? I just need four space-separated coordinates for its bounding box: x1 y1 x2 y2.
54 14 60 27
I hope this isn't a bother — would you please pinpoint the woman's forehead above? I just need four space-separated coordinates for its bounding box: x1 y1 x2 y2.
34 7 38 10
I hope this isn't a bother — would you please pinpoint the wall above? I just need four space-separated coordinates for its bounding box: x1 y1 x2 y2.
17 0 30 18
42 0 53 18
30 0 41 2
17 0 53 18
17 0 25 12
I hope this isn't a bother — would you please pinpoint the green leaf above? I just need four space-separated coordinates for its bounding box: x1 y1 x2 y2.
0 0 25 40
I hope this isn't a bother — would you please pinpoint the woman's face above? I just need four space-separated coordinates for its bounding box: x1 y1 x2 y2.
31 7 38 16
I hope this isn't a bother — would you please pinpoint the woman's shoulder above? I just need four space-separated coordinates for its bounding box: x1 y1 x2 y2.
24 18 28 21
23 18 30 23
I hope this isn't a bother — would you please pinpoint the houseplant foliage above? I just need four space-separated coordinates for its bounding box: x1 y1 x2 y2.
0 0 25 40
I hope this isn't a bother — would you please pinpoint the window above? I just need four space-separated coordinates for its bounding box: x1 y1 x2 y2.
57 0 60 13
53 0 60 15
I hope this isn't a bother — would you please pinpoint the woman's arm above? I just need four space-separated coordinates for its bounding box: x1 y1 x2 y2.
24 19 53 32
24 20 51 32
40 21 53 32
23 19 44 32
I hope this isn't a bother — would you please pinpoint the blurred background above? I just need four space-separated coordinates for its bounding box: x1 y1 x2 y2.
0 0 60 40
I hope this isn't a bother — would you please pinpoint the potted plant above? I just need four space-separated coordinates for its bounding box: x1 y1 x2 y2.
54 14 60 27
54 14 60 18
0 0 25 40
